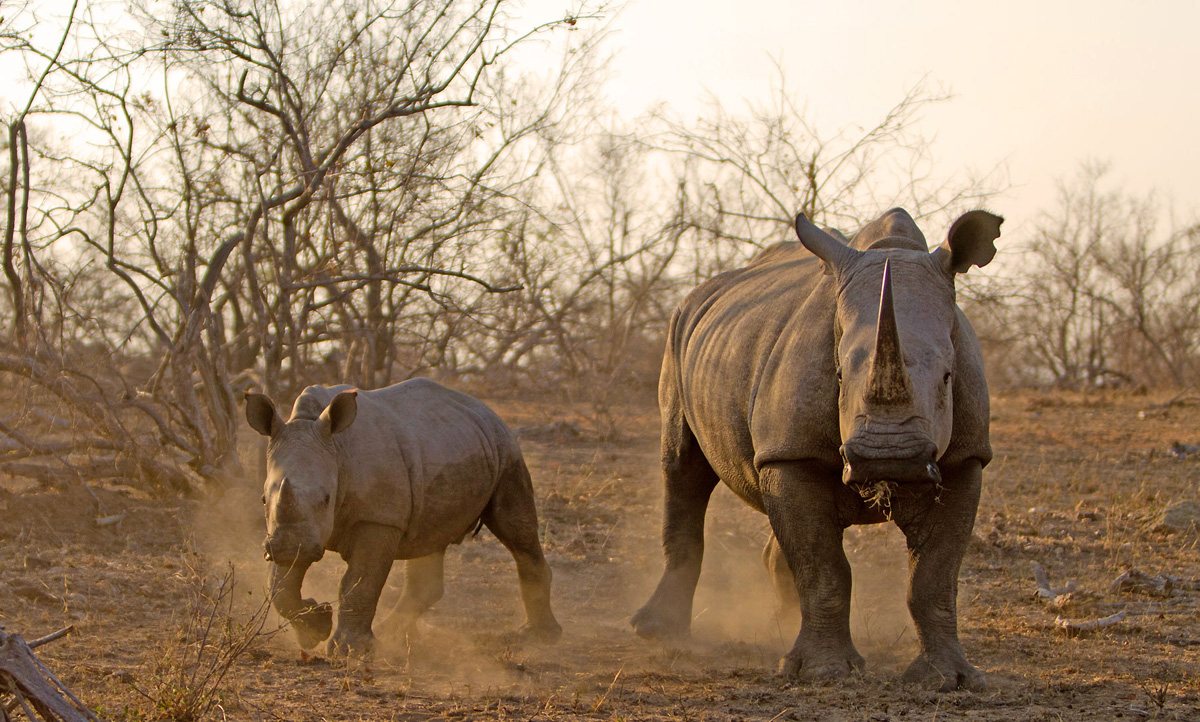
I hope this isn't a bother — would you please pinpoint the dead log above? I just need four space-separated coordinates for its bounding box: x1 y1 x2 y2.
0 627 99 722
1054 611 1128 633
1111 569 1199 597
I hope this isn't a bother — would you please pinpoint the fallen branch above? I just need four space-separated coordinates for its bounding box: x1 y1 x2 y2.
1054 611 1127 633
0 627 100 722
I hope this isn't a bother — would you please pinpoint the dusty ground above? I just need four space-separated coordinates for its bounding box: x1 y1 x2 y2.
2 389 1199 721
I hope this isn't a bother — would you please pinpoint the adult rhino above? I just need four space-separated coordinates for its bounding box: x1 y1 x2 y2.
244 379 562 656
632 208 1002 691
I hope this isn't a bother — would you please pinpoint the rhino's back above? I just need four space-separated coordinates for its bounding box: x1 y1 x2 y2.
668 242 840 499
312 379 520 557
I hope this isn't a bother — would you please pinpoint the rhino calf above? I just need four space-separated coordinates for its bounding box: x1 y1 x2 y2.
632 208 1001 691
245 379 561 656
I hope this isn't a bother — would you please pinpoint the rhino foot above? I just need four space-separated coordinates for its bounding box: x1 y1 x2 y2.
291 599 333 650
326 628 376 659
630 603 690 641
778 645 865 681
518 619 563 644
902 651 986 692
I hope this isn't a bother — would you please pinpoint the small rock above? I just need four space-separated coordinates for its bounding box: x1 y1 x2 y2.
22 555 53 570
11 582 57 604
1153 500 1200 535
1167 442 1200 459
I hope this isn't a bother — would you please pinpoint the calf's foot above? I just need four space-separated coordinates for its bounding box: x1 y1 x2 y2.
518 618 562 643
291 599 333 650
630 592 692 641
326 626 375 659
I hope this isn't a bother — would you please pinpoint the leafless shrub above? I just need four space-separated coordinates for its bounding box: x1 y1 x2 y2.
128 564 276 722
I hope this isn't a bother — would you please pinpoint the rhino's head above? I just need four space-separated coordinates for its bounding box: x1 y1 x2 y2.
794 208 1002 490
244 390 359 566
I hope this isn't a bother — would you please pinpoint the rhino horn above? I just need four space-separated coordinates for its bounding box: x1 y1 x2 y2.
868 260 913 405
276 478 303 522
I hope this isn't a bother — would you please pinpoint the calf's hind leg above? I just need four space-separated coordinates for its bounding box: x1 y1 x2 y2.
379 551 446 641
481 460 562 642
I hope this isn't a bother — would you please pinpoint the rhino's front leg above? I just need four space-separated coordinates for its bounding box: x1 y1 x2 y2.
269 560 333 650
891 460 985 692
328 521 402 658
760 461 865 680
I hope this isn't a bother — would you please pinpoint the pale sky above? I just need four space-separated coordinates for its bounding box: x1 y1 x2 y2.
586 0 1200 236
6 0 1197 240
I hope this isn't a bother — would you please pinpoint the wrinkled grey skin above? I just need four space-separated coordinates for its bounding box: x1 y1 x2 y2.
245 378 561 657
631 208 1002 691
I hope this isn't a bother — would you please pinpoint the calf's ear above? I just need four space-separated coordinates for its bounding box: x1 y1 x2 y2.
934 210 1003 274
245 392 284 437
319 390 358 438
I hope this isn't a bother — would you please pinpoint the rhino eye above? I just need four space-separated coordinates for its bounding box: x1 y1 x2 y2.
260 493 266 505
943 371 952 384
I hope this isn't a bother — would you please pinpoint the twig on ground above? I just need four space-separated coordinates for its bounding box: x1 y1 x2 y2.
27 627 74 650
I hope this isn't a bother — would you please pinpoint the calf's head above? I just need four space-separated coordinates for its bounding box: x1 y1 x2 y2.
244 390 359 566
794 208 1001 488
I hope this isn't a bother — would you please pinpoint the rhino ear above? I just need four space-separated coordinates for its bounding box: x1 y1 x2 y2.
245 392 284 438
318 390 358 438
935 210 1003 274
795 213 858 275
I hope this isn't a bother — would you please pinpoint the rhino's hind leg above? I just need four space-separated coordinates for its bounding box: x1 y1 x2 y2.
762 533 801 629
631 412 719 641
892 461 986 692
482 460 562 642
328 522 402 658
379 551 446 641
760 462 865 680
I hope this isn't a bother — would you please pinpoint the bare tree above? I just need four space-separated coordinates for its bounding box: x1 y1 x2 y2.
643 71 1004 270
0 0 606 493
997 162 1200 388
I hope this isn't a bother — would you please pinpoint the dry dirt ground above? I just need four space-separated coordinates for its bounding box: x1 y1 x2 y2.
2 390 1199 721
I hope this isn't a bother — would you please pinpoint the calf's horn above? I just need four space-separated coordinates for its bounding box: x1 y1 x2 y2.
868 260 913 405
276 478 303 523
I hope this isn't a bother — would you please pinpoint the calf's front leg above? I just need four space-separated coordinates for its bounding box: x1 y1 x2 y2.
328 521 403 657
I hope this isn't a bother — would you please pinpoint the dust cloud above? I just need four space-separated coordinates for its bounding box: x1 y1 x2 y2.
185 426 921 697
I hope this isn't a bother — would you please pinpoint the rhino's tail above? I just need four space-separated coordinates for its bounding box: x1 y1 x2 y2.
471 518 484 538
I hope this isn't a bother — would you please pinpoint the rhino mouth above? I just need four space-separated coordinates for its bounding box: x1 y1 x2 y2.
263 534 325 566
839 442 941 486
